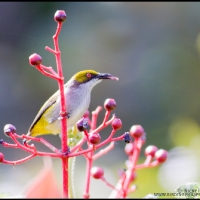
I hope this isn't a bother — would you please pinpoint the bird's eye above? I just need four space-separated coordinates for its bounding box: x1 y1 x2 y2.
86 73 92 78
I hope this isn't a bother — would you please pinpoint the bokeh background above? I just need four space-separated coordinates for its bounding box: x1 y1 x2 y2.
1 2 200 198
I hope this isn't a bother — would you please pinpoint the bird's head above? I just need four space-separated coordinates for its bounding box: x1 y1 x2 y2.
67 70 118 91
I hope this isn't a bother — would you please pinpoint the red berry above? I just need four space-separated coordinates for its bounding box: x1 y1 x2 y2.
129 125 144 139
29 53 42 66
112 118 122 130
155 149 168 163
91 167 104 179
104 98 116 111
89 132 101 145
124 143 134 156
76 117 88 132
83 110 90 118
4 124 16 137
145 145 158 157
54 10 67 23
0 152 4 162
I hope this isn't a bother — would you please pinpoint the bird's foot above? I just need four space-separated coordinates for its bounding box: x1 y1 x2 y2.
58 111 70 120
60 146 70 156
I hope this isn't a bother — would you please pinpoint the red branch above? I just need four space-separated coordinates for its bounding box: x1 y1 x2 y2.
44 19 68 197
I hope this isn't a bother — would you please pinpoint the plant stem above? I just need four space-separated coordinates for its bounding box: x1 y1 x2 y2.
83 152 93 199
122 139 143 197
53 21 68 198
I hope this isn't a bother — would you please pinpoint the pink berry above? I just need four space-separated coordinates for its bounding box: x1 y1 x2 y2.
91 167 104 179
29 53 42 66
124 143 134 156
0 153 4 162
155 149 168 163
89 132 101 145
104 98 116 111
112 118 122 130
54 10 67 23
129 125 144 139
145 145 158 157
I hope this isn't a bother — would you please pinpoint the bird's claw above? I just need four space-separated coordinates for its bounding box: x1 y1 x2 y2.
58 111 70 120
60 146 70 156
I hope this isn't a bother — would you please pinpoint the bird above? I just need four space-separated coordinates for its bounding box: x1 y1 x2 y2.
27 69 118 138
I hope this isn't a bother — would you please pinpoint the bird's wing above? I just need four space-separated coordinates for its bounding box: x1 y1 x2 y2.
28 90 59 133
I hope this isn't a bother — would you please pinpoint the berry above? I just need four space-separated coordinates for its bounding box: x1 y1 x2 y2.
104 98 116 111
0 153 4 162
91 166 104 179
4 124 16 137
130 125 144 139
54 10 67 23
76 117 88 132
123 132 131 143
124 143 134 156
155 149 168 163
29 53 42 66
145 145 158 157
112 118 122 130
89 132 101 145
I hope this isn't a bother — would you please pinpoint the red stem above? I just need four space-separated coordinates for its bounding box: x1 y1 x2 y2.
17 134 61 154
135 160 160 169
40 65 58 76
102 110 110 125
100 176 119 191
122 139 143 198
91 106 102 130
3 154 36 165
83 152 93 199
109 138 144 198
36 64 60 81
92 141 115 160
108 173 126 198
54 22 68 198
70 113 116 155
81 110 117 198
1 139 63 165
69 129 117 157
89 114 116 135
70 137 87 153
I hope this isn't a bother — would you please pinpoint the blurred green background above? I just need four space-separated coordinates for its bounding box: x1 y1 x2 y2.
1 2 200 198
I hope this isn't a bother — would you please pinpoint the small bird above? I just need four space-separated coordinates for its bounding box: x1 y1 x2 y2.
27 69 118 137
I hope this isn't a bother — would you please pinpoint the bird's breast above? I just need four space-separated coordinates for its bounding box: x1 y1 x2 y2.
66 89 90 127
46 87 90 133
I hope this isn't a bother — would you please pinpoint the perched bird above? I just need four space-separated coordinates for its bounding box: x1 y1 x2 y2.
27 70 118 137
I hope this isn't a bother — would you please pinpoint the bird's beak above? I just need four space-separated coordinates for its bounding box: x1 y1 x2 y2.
97 73 119 81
